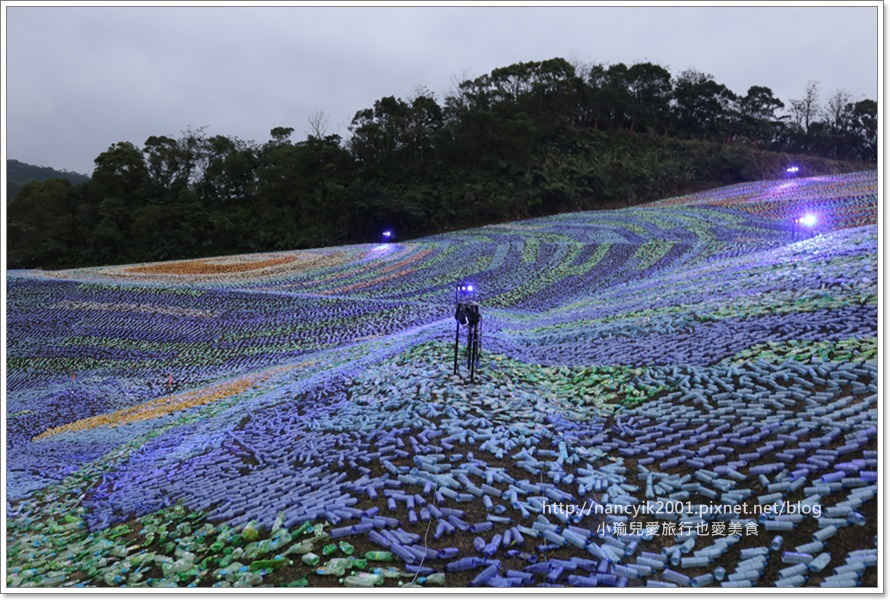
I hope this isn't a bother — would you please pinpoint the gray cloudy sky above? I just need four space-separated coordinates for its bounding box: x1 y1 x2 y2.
4 3 880 176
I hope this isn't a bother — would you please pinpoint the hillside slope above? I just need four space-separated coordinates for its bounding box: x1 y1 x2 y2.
6 170 878 588
6 158 90 200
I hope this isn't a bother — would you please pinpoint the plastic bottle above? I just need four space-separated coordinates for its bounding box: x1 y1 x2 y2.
338 541 355 555
41 572 69 586
161 556 195 578
284 540 315 556
691 573 715 587
317 557 351 577
269 531 293 551
302 552 320 566
446 557 484 572
242 521 260 542
781 552 813 565
807 552 831 573
244 539 272 560
848 512 867 526
470 564 499 586
233 571 262 587
272 511 286 533
364 551 393 562
812 526 838 543
249 557 289 571
220 562 246 582
294 522 313 536
342 572 383 587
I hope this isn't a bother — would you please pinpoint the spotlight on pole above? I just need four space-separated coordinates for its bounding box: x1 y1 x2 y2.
791 212 819 240
798 213 818 228
453 282 481 383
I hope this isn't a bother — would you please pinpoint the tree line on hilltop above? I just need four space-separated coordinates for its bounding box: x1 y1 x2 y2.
8 58 877 269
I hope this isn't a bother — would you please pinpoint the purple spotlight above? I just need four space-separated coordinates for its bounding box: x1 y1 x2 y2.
382 230 393 242
456 282 476 298
798 214 818 227
786 166 800 173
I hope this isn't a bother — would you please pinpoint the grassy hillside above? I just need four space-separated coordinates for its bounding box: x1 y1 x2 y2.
6 158 89 200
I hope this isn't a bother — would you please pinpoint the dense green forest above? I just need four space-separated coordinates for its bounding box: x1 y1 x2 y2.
8 58 876 269
6 159 90 203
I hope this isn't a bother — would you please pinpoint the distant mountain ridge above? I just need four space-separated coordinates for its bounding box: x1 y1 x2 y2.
6 159 90 200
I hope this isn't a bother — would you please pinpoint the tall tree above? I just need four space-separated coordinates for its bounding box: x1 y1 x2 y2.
625 62 673 134
823 89 853 133
735 85 785 146
8 179 78 267
789 80 821 134
671 69 737 140
847 99 877 161
91 141 149 202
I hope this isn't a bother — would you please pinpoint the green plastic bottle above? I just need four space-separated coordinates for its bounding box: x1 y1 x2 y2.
270 531 292 551
219 562 245 582
241 522 260 542
338 541 355 555
244 539 272 560
249 557 289 572
284 540 315 556
342 572 382 587
272 511 286 533
378 567 402 579
363 551 393 562
317 557 351 577
233 571 262 587
294 522 313 536
301 552 320 566
322 543 338 556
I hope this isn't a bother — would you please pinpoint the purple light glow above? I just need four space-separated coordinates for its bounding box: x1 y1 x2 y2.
798 214 818 227
786 166 800 173
382 230 393 238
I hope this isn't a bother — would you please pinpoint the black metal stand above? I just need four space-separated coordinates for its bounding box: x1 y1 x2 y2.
453 296 481 383
453 318 480 382
454 320 461 376
467 320 480 382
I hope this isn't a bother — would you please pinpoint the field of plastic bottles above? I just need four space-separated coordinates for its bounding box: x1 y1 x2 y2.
5 170 878 588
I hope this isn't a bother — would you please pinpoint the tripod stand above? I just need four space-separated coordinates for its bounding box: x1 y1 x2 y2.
454 303 481 382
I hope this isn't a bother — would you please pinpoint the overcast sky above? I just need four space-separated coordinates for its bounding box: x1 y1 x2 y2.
3 2 880 176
